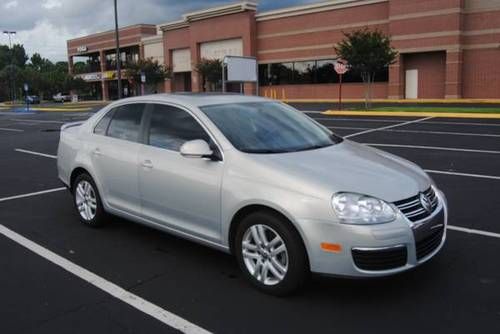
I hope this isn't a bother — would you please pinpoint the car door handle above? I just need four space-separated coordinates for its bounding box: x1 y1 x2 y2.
141 160 153 169
92 148 102 156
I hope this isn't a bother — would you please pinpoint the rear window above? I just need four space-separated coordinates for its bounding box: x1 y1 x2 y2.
93 109 115 136
107 104 145 142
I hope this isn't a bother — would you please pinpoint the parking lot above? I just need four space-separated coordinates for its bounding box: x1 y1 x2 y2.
1 107 499 333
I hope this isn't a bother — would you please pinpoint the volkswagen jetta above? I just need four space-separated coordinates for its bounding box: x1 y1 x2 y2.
57 94 447 295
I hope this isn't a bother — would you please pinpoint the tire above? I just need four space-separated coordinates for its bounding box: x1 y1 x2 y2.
72 173 107 227
234 211 309 296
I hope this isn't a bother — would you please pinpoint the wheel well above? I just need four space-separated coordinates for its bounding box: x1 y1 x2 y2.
70 167 90 191
228 204 306 256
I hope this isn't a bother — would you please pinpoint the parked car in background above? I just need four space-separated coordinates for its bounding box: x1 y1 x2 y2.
53 93 72 102
57 94 447 296
26 95 40 104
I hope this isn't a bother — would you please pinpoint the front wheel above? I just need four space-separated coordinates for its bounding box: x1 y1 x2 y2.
234 211 309 296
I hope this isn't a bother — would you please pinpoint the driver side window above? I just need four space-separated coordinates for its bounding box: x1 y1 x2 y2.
147 104 211 151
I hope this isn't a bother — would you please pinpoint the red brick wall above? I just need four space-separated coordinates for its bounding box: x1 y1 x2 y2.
403 52 446 99
256 1 389 64
68 25 157 55
163 11 256 93
463 49 500 98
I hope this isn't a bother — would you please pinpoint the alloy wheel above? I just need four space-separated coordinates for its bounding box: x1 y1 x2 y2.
241 224 289 285
75 180 97 221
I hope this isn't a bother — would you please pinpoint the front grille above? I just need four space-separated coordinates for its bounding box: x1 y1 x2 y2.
352 246 407 271
416 226 444 260
393 187 438 222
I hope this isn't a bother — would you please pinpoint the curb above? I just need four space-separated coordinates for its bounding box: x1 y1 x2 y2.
31 107 93 112
284 99 500 104
322 110 500 119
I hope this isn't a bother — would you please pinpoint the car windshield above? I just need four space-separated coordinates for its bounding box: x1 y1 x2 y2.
200 102 342 153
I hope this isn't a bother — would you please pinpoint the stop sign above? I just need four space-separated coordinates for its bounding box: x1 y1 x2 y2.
334 61 348 75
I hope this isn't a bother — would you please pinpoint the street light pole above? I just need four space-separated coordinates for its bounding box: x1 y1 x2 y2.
114 0 122 99
3 30 16 103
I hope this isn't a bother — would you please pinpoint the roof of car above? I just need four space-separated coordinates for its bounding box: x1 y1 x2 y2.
107 93 271 108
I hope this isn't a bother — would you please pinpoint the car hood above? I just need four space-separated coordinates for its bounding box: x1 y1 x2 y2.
242 140 431 203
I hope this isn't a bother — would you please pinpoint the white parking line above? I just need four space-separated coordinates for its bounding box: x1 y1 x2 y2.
329 126 368 130
312 117 500 127
388 128 500 138
329 126 500 138
0 187 66 203
0 224 211 334
344 116 434 138
419 120 500 127
424 169 500 180
15 149 57 159
364 143 500 155
447 225 500 239
0 127 23 132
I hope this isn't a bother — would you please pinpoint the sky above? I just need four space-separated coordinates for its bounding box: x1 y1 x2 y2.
0 0 322 62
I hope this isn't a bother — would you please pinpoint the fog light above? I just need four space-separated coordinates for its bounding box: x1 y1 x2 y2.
321 243 342 253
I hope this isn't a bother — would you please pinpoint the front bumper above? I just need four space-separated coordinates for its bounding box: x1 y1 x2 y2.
300 189 448 277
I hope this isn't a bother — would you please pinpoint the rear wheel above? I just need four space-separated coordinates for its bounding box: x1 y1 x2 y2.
73 173 107 227
234 211 309 296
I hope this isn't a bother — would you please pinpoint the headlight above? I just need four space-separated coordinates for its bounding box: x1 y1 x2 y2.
332 193 396 225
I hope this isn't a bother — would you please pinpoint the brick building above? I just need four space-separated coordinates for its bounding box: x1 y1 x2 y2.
67 24 158 100
68 0 500 100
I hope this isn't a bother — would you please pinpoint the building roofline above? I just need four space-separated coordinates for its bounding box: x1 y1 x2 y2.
67 24 157 43
141 34 163 45
256 0 387 21
160 1 257 31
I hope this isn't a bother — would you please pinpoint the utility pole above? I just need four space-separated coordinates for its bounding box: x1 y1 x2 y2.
3 31 16 103
114 0 122 99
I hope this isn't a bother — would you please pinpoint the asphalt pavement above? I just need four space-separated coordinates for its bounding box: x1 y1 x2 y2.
0 107 499 333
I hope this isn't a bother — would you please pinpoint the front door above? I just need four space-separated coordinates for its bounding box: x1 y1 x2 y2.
138 103 223 242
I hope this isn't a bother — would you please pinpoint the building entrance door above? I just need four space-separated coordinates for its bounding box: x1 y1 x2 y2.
173 72 191 92
405 69 418 99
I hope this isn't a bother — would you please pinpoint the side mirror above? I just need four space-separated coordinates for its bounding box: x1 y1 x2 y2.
180 139 213 159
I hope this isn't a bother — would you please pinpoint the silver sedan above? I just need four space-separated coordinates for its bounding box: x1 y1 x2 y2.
57 94 447 295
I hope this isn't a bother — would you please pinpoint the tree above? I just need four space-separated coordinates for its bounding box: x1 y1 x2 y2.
69 77 87 94
335 28 397 109
125 58 171 94
195 58 222 92
0 44 28 101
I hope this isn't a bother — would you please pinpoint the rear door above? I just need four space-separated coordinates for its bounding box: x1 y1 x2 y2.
89 103 146 214
138 103 224 242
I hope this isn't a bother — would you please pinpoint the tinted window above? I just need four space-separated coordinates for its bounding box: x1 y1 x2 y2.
93 109 115 135
201 102 342 154
258 60 389 85
316 60 336 83
107 104 145 142
294 61 315 84
148 104 210 151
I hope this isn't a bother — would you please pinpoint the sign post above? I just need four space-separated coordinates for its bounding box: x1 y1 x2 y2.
222 56 258 95
334 59 348 111
23 83 29 113
140 71 146 96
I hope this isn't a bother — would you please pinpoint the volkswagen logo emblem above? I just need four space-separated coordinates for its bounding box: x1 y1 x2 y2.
420 193 432 213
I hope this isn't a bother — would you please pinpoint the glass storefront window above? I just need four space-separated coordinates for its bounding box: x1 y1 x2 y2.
270 62 294 85
294 61 315 84
258 60 389 86
73 53 101 74
316 59 336 83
